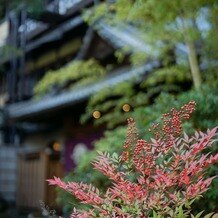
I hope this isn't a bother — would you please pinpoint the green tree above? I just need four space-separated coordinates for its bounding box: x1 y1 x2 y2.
34 59 106 98
81 0 218 128
86 0 218 90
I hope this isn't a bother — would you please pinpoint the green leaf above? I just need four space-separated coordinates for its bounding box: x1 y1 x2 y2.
204 213 215 218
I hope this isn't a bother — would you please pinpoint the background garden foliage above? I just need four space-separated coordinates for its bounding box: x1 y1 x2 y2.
52 0 218 215
34 59 106 98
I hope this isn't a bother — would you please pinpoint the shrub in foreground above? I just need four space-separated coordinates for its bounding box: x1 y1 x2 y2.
48 101 218 217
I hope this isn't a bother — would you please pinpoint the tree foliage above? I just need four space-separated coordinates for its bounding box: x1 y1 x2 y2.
34 59 106 98
81 63 193 128
86 0 218 89
81 0 218 128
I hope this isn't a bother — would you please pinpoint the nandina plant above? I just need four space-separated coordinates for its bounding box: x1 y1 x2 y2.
48 101 218 218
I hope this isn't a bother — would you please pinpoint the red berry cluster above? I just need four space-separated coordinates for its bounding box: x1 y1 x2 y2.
162 101 196 136
150 101 196 152
133 139 154 175
121 117 138 161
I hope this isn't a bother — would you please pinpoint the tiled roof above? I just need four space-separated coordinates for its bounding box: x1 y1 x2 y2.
97 22 157 55
26 16 83 52
7 61 159 120
97 21 188 57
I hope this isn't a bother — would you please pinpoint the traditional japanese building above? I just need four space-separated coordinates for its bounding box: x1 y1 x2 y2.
0 0 157 209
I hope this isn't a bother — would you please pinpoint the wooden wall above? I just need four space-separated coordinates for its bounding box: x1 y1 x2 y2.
16 151 63 209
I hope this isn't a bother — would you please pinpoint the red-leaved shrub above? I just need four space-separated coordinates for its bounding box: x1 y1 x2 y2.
48 101 218 217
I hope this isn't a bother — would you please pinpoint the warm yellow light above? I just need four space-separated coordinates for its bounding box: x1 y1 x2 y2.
53 142 61 151
122 104 131 112
92 111 101 119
